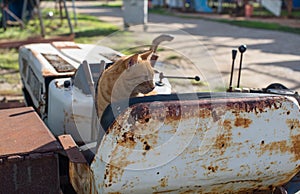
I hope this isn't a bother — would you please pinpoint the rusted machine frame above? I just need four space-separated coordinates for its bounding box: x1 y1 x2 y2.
0 107 62 193
61 92 300 193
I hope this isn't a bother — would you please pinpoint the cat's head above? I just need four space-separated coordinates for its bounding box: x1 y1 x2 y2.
123 50 155 95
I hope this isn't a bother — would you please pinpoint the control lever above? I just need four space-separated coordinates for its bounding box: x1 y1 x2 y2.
156 72 200 86
150 34 174 67
228 49 237 92
236 45 247 88
150 34 174 52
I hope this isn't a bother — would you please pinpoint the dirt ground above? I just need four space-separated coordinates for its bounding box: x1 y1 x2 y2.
75 1 300 92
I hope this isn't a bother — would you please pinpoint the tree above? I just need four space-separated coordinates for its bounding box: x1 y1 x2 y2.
163 0 167 7
284 0 293 17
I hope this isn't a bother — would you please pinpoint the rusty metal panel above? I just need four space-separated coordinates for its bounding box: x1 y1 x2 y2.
58 134 87 164
88 94 300 193
42 53 76 73
0 107 62 193
0 153 60 193
0 107 61 157
0 99 25 109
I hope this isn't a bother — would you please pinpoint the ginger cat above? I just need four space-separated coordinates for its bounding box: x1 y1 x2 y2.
96 50 155 119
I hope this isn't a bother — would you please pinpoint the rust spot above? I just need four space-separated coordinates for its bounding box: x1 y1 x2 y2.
117 131 136 148
228 97 282 115
179 190 194 194
70 114 90 123
54 81 59 88
159 177 168 187
42 69 56 76
143 141 151 151
214 120 233 155
260 140 292 157
256 171 263 176
234 117 252 128
140 129 159 150
129 105 151 124
166 104 181 120
199 108 211 119
106 160 134 187
42 53 76 73
105 126 137 186
286 119 300 130
208 166 218 173
223 120 232 131
291 134 300 161
215 133 232 155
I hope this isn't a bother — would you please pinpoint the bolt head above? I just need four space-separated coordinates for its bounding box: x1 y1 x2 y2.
64 80 71 88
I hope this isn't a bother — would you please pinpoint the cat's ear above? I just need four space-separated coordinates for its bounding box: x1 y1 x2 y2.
126 53 139 68
140 50 153 60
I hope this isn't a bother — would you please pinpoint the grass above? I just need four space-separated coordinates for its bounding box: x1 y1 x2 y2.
0 49 19 70
166 55 181 60
0 9 119 96
212 18 300 34
149 7 300 35
0 73 20 84
149 8 174 16
97 0 122 8
0 10 118 41
0 9 119 64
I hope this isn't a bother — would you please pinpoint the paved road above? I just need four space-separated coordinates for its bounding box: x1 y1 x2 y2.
74 1 300 92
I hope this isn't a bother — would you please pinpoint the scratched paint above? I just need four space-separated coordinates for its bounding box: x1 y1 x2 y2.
70 94 300 193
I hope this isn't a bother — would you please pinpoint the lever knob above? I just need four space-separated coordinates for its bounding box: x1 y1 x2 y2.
238 45 247 53
232 49 237 60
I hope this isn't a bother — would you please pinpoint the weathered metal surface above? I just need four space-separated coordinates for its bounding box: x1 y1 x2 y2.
0 99 25 109
0 107 61 193
19 43 79 78
0 34 74 49
47 67 171 144
58 134 87 164
51 41 81 50
19 42 125 134
42 53 77 73
0 107 61 157
48 77 95 143
0 152 60 193
86 94 300 193
58 134 97 194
